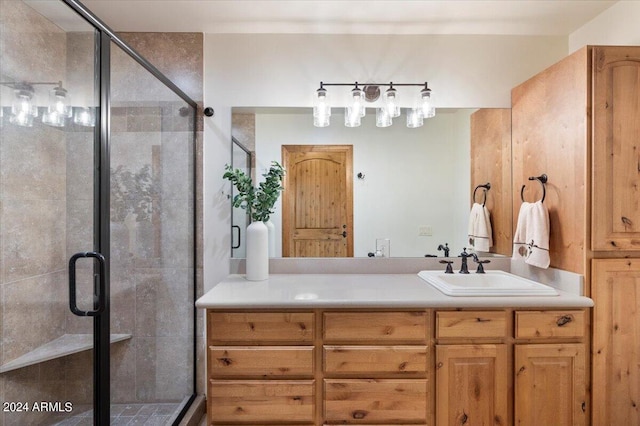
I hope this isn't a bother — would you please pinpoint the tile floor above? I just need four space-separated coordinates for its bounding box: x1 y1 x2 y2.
47 403 181 425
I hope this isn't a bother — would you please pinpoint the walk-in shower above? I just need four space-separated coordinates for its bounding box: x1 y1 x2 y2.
0 0 198 424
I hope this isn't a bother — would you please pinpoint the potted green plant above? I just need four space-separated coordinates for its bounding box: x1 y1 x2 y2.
224 161 285 222
223 161 285 280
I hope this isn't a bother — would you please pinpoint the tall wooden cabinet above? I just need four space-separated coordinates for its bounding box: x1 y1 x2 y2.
511 45 640 425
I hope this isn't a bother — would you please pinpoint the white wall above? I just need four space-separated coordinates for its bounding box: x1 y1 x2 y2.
203 33 568 289
253 109 473 258
569 1 640 52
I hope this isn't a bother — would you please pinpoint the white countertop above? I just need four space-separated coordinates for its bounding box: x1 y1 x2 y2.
196 273 594 309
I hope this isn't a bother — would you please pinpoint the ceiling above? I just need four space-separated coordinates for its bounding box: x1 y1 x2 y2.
73 0 617 35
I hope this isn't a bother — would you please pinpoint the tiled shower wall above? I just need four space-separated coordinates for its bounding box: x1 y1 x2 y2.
0 1 204 423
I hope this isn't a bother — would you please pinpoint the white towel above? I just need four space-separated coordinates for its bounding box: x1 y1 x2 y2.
512 201 550 269
468 202 493 252
512 202 531 260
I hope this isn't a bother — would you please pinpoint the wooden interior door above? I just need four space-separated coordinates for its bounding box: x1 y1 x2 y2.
282 145 353 257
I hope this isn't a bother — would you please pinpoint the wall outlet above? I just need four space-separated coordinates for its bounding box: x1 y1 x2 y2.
376 239 390 257
419 226 433 236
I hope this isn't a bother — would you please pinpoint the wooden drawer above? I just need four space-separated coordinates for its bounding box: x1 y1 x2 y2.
209 380 315 423
210 346 314 377
323 312 427 343
436 311 507 339
515 310 585 339
324 379 427 423
208 312 314 343
324 345 427 374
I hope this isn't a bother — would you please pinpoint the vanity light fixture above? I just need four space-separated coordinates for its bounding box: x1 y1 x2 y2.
1 80 85 128
313 81 435 128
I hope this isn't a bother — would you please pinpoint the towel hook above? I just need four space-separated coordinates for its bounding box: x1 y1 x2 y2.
521 174 548 203
473 182 491 206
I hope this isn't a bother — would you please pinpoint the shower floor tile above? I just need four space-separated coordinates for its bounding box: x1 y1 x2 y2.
49 403 180 426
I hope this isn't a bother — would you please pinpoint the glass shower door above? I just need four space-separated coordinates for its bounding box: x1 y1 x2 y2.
0 1 101 424
108 39 196 420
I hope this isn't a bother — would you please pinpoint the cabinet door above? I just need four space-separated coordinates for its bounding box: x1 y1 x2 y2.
592 46 640 250
435 344 508 426
592 259 640 425
515 344 586 426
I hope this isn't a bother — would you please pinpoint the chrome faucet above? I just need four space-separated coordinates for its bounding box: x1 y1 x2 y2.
458 248 471 274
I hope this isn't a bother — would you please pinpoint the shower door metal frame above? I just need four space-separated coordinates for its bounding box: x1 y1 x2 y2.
61 0 199 424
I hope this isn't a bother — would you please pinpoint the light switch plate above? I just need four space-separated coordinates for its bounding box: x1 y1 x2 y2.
376 238 390 257
419 226 433 236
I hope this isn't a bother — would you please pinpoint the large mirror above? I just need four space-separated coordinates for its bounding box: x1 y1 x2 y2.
231 107 510 258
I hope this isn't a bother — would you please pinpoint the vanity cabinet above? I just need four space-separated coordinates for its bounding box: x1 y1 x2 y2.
205 308 587 426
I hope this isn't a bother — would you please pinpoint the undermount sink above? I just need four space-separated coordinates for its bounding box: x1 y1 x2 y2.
418 270 558 297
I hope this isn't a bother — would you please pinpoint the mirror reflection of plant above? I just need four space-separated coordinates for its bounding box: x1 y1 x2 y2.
224 161 285 222
111 164 159 222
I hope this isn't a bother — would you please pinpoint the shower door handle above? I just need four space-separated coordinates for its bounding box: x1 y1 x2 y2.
232 225 241 249
69 251 106 317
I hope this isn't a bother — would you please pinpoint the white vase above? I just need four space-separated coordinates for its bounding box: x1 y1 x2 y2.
265 220 276 257
246 221 269 281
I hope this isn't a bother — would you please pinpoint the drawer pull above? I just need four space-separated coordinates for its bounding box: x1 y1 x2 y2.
352 410 368 419
556 315 573 327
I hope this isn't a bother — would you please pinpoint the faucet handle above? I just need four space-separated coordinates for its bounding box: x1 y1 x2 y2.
475 259 491 274
439 260 454 274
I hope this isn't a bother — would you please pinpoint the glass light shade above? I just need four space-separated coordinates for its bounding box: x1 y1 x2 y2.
73 107 96 127
344 106 361 127
420 89 436 118
383 87 400 118
9 110 34 127
407 108 424 128
10 86 38 127
313 88 330 117
42 110 66 127
313 113 330 127
48 86 72 118
350 87 366 118
376 107 392 127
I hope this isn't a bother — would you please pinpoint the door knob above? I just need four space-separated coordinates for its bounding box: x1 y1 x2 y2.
342 231 347 238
